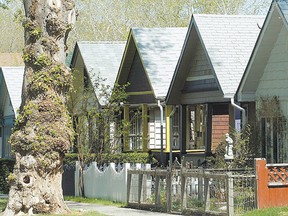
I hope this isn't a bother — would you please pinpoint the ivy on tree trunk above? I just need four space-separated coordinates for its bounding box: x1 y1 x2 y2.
3 0 76 215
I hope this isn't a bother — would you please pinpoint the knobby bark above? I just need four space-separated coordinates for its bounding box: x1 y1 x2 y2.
3 0 76 215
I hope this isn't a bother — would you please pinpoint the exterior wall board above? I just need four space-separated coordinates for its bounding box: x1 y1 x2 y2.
148 108 166 149
126 52 151 92
256 26 288 102
3 95 14 117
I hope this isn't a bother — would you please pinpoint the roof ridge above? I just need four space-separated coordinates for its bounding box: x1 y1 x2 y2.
132 27 187 30
77 41 126 44
193 14 265 18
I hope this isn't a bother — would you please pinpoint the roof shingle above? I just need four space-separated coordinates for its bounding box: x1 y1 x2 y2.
193 14 264 97
132 28 187 99
76 41 126 105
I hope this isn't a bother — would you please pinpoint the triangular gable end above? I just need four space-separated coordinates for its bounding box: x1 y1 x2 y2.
125 51 156 104
117 32 155 104
0 67 24 116
237 1 287 102
166 19 222 105
182 27 219 95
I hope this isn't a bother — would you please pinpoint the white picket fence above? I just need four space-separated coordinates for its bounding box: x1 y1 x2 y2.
75 162 151 202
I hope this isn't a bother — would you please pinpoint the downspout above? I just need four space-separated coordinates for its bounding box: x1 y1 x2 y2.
169 106 177 167
231 97 246 129
157 100 164 165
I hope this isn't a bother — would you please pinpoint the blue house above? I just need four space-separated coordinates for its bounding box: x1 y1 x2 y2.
0 67 24 158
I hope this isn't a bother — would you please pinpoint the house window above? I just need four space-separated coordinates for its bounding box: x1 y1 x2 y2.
187 104 206 150
172 107 179 149
129 110 142 150
261 117 286 163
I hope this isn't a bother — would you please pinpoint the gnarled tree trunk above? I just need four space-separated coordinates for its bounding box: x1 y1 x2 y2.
3 0 76 215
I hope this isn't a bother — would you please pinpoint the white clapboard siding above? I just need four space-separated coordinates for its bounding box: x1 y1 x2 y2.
148 108 166 149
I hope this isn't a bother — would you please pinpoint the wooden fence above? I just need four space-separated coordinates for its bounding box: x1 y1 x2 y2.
256 158 288 208
127 166 256 215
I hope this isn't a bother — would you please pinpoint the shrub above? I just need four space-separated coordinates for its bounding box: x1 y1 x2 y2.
0 158 15 194
207 125 256 169
64 152 150 166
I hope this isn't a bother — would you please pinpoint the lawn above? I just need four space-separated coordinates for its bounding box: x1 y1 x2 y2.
243 206 288 216
64 196 124 207
0 198 108 216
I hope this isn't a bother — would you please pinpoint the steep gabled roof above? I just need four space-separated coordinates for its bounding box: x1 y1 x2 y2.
167 14 264 104
237 0 288 102
117 27 187 100
1 67 24 115
71 41 126 106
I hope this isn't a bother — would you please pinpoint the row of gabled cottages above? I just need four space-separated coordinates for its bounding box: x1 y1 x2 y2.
0 0 287 165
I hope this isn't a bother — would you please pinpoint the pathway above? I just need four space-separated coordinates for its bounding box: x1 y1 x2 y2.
67 201 182 216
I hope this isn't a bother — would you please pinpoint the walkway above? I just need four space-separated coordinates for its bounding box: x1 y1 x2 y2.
67 201 181 216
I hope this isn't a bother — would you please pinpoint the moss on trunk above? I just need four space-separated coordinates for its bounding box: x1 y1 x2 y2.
3 0 76 215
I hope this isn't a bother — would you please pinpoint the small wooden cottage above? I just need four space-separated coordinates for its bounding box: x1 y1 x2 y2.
115 28 187 160
237 0 288 163
69 41 126 152
70 41 126 109
166 14 264 165
0 67 24 158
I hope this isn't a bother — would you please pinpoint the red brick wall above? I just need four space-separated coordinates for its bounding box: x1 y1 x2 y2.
211 114 229 151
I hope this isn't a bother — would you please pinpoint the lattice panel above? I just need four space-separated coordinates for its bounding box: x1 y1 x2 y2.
268 166 288 186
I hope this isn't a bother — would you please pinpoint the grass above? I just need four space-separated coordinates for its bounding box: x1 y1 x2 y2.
38 211 106 216
243 206 288 216
64 196 125 207
0 198 7 212
0 196 126 216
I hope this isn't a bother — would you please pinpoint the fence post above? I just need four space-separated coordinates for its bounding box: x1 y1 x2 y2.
138 173 143 205
127 171 132 204
198 168 204 202
254 158 268 209
166 167 172 213
155 175 161 206
204 171 210 211
181 165 187 212
142 164 150 201
227 172 234 216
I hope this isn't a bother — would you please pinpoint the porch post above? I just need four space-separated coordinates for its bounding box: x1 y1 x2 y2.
142 104 148 152
124 104 130 151
206 104 212 155
180 105 187 157
229 104 235 130
165 105 172 153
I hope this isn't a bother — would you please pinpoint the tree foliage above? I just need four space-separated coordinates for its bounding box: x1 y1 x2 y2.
208 126 258 169
0 0 271 53
69 72 129 196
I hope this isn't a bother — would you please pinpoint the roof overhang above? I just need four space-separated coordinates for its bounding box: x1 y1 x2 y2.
237 1 285 102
